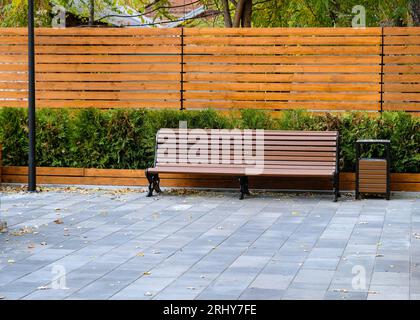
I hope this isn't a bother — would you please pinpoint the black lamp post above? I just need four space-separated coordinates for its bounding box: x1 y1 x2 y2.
28 0 36 191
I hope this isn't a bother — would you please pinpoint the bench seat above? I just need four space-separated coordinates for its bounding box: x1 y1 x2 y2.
147 166 335 177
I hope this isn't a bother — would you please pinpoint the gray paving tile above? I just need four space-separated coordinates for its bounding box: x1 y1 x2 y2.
239 287 284 300
282 288 326 300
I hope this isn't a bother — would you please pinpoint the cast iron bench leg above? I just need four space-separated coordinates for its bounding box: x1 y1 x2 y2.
153 174 162 193
146 171 154 197
239 176 249 200
333 172 339 202
244 177 250 195
146 171 161 197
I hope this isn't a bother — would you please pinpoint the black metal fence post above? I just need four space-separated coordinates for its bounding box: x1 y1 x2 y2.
28 0 36 191
180 27 184 111
380 27 384 113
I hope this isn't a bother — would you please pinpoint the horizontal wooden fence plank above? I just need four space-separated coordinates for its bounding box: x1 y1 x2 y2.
183 101 380 110
183 45 382 55
0 27 182 36
0 100 181 108
183 55 380 64
183 27 382 36
183 83 380 92
184 73 381 83
183 36 381 45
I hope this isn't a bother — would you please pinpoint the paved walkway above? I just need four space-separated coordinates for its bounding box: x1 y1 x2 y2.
0 187 419 300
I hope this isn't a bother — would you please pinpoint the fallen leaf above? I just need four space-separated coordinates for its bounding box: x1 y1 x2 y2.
332 288 348 293
137 252 145 257
10 226 35 236
54 219 64 224
143 271 151 275
0 221 8 233
37 286 50 290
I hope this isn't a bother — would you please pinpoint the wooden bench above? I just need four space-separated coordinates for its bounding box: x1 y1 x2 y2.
146 129 340 201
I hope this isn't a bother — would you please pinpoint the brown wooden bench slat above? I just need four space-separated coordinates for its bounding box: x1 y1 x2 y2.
158 136 337 142
153 163 336 169
158 141 337 146
156 159 335 168
146 129 340 201
158 158 336 163
148 167 334 176
158 150 336 156
158 129 338 135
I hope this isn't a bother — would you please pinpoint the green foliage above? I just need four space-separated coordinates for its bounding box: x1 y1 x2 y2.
1 0 416 27
0 107 28 166
0 0 51 27
0 0 173 27
207 0 415 27
0 108 418 173
239 109 276 129
253 0 413 27
36 108 72 167
70 108 109 168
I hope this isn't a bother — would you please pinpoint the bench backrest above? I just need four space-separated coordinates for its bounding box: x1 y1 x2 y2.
154 129 339 172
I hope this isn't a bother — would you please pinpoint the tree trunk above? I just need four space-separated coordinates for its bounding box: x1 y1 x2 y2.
221 0 233 27
242 0 252 27
232 0 246 27
89 0 95 26
411 0 420 26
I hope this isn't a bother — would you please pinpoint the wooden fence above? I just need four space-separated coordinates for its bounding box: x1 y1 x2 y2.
0 27 419 112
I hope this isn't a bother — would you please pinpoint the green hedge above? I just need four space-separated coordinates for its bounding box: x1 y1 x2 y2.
0 108 418 173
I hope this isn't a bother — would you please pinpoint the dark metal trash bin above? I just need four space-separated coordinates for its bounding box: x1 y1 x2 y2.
355 139 391 200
